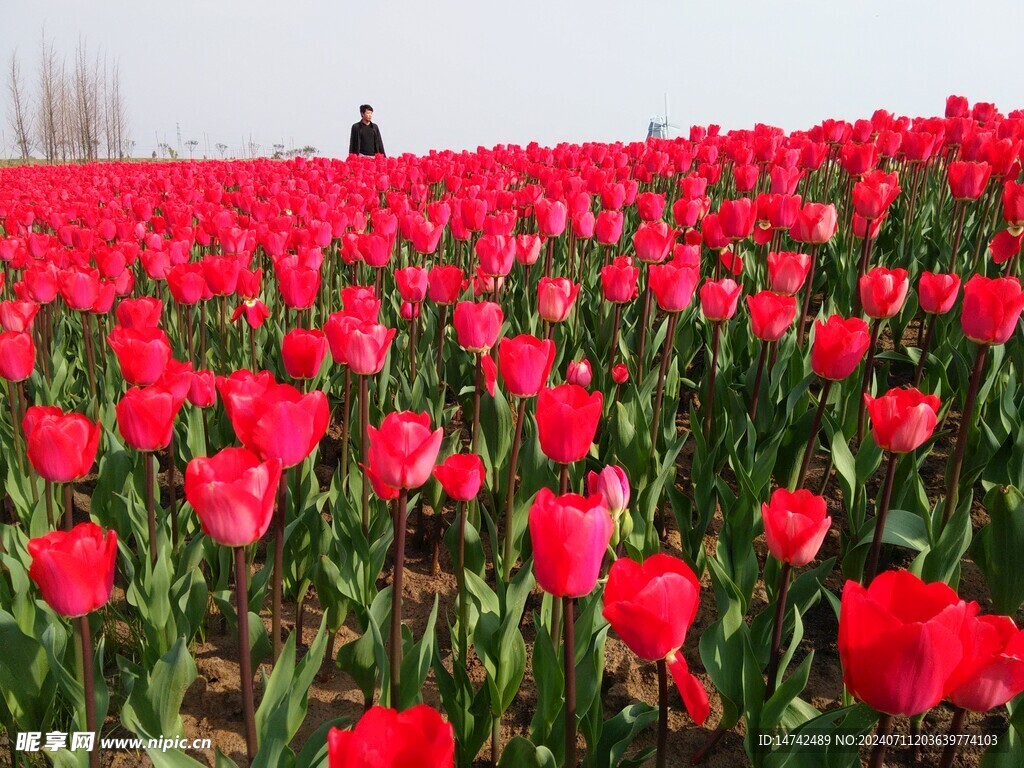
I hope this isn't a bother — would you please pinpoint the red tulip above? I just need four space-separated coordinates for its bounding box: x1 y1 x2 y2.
947 161 993 201
611 363 629 384
746 291 797 341
536 384 603 464
497 334 555 397
918 272 961 315
852 171 901 220
0 300 39 332
811 315 871 380
23 406 101 483
410 219 444 255
247 384 330 467
839 570 975 716
427 265 465 305
115 297 163 329
762 488 831 567
528 488 612 598
28 522 117 617
601 256 640 303
188 369 217 408
334 321 396 375
537 277 580 323
367 411 443 489
946 614 1024 713
649 262 699 313
603 554 709 724
0 331 35 381
566 358 592 387
432 453 485 501
859 266 909 320
864 387 941 453
453 301 503 353
341 285 381 323
586 465 630 517
633 221 675 264
515 234 543 266
535 199 568 238
202 255 241 296
278 265 320 310
718 198 757 240
282 328 328 380
571 211 595 240
395 266 429 302
595 210 624 245
107 326 172 385
961 275 1024 346
185 448 282 547
59 266 101 311
789 203 838 244
767 251 812 295
699 278 741 322
327 704 455 768
475 236 516 277
1002 181 1024 227
636 192 666 222
231 299 271 329
154 359 193 404
116 385 180 451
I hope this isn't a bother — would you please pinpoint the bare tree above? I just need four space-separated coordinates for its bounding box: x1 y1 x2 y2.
185 139 198 159
7 51 33 160
215 142 228 158
36 31 60 161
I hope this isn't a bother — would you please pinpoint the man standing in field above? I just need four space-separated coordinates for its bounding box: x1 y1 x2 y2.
349 104 386 157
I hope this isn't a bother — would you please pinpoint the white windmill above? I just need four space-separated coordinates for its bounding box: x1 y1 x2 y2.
647 93 682 140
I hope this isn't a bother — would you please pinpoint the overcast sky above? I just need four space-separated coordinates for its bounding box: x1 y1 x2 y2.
2 1 1023 159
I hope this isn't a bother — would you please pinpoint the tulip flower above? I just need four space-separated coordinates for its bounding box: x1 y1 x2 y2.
698 278 742 438
29 522 117 762
915 271 961 384
537 277 580 325
587 464 630 527
185 447 283 548
839 570 975 767
947 160 993 201
633 221 675 264
0 330 35 382
648 262 700 313
862 387 941 582
115 297 163 329
601 256 640 304
329 319 396 376
497 334 555 398
944 276 1024 527
611 363 629 385
604 554 709 767
595 210 624 245
185 447 282 759
367 411 442 704
281 328 328 381
536 384 603 466
326 705 455 768
107 326 172 386
566 358 592 387
796 316 871 488
23 405 101 485
432 453 484 502
767 251 812 296
453 301 503 353
427 265 464 305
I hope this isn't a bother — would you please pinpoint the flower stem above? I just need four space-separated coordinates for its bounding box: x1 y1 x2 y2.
339 368 351 480
503 398 527 582
471 355 483 453
865 452 899 584
636 279 652 381
272 479 286 661
942 344 988 526
796 246 818 349
169 427 178 550
651 313 679 450
795 379 834 490
856 320 882 446
64 482 73 531
765 562 792 698
656 658 668 768
390 488 409 708
749 338 770 421
435 305 448 392
868 714 894 768
145 452 158 566
702 321 722 440
360 374 370 534
938 707 967 768
457 500 468 661
913 314 937 387
234 546 258 760
78 615 99 768
563 596 577 768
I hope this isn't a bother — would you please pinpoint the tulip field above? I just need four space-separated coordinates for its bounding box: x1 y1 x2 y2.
4 95 1024 768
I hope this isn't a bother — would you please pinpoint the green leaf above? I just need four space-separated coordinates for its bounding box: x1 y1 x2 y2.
497 736 557 767
120 636 197 741
973 485 1024 614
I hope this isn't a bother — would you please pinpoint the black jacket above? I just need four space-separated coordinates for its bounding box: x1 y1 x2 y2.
349 121 385 157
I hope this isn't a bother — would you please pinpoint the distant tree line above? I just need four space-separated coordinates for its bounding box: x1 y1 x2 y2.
7 31 131 162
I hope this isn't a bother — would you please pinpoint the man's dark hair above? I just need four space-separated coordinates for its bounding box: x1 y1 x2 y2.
360 104 373 115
